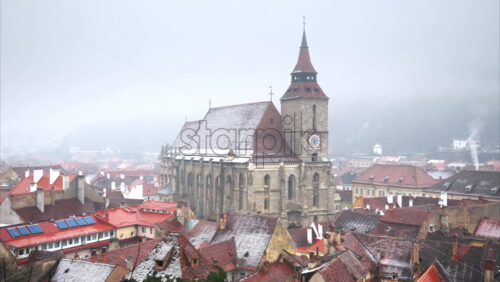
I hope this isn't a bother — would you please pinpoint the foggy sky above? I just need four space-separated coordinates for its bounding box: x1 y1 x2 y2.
1 0 499 157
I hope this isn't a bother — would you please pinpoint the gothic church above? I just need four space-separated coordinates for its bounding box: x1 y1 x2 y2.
160 27 336 228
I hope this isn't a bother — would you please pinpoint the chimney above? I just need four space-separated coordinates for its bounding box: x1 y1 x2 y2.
452 235 458 257
387 193 394 204
25 169 30 178
33 169 43 183
483 258 495 282
120 173 125 180
90 249 97 262
36 188 45 212
78 170 83 176
391 270 399 282
30 182 37 193
323 236 330 254
77 176 85 205
318 224 323 239
120 182 125 192
307 228 313 245
111 181 116 190
104 212 109 221
409 199 413 207
104 197 110 209
125 256 134 271
262 261 270 274
50 186 55 205
49 168 60 185
62 174 70 190
108 238 120 251
100 171 105 176
366 204 371 210
106 173 110 180
219 213 227 230
412 241 420 276
140 175 144 180
397 194 403 208
413 262 421 280
375 249 381 262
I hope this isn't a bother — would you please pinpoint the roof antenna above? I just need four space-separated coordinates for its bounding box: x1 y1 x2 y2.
208 98 212 109
268 86 274 102
303 15 306 31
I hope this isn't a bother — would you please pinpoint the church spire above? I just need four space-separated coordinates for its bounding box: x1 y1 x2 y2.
301 16 308 48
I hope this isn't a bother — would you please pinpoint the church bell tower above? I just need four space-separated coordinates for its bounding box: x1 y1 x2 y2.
281 25 329 162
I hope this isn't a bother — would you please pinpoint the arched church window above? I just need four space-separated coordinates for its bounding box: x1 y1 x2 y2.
264 198 270 210
239 173 244 211
313 173 319 207
312 153 318 162
312 105 317 131
264 175 270 188
288 175 295 200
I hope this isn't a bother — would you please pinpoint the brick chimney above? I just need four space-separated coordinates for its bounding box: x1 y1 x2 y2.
483 258 495 282
50 186 55 205
262 261 270 274
108 238 120 251
452 235 458 257
219 213 227 230
77 175 85 205
62 174 70 190
36 188 44 213
391 270 399 282
125 256 134 271
25 169 30 178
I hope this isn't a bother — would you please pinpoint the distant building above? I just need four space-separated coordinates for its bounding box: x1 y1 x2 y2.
424 170 500 201
352 164 437 201
453 139 468 151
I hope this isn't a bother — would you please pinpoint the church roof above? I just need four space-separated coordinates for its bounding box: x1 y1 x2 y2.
292 30 316 74
171 101 271 156
281 81 328 100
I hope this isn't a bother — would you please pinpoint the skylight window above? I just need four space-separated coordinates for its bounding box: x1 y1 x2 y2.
84 216 96 225
55 220 68 229
75 218 88 226
65 219 78 228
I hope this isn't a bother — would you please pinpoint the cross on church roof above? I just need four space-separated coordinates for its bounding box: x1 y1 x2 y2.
268 86 274 101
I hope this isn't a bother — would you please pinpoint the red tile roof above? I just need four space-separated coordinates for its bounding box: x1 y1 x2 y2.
155 217 187 237
417 265 442 282
241 261 296 282
10 174 76 195
200 238 238 272
473 218 500 239
94 204 174 228
14 198 98 222
378 206 431 226
93 238 162 267
281 81 328 100
353 164 437 188
317 256 356 282
0 215 113 248
189 220 218 248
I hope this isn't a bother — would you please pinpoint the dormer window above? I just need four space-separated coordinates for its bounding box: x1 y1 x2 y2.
491 187 499 195
383 176 389 182
305 87 312 92
314 88 319 92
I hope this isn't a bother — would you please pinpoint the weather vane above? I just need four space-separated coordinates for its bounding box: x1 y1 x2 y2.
268 86 274 101
209 98 212 109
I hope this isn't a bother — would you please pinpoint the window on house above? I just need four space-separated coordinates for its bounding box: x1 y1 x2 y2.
110 231 114 237
264 175 270 187
142 226 146 233
19 249 24 256
55 242 60 248
92 234 97 240
306 87 312 92
48 242 53 249
429 224 435 233
288 175 295 200
240 272 245 279
131 232 135 237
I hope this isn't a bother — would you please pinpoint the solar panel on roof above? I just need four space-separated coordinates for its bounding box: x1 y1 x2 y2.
7 228 20 238
27 224 43 234
55 220 68 229
65 219 77 228
83 216 96 225
75 218 87 226
17 226 30 235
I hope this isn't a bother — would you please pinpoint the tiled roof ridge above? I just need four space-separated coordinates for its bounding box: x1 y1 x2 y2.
208 101 270 111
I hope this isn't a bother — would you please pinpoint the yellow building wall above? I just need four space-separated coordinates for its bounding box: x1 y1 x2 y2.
116 226 138 240
264 219 297 262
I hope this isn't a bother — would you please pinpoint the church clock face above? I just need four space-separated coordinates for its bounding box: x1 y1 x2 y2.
308 134 321 151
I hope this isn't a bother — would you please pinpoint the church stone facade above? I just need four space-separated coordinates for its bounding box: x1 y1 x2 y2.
160 28 337 228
